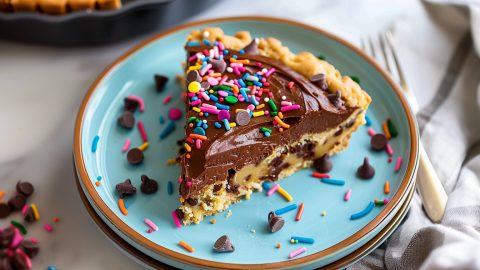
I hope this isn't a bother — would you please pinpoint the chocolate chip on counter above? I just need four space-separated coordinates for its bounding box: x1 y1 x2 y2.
115 179 136 198
186 197 198 206
16 181 34 198
371 134 388 151
0 203 11 218
117 111 135 129
24 208 35 223
213 235 235 253
127 148 144 165
154 74 169 93
268 212 285 233
313 154 333 173
235 110 251 126
186 70 201 85
124 97 139 112
242 38 259 54
0 227 14 248
210 59 227 73
140 175 158 194
8 194 26 211
356 157 375 179
310 73 328 90
20 240 39 258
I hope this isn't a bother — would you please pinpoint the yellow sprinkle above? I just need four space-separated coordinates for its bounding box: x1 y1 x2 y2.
277 186 293 202
256 104 265 110
188 81 201 93
166 159 177 165
187 65 201 71
179 197 185 203
192 107 201 113
209 90 214 94
31 203 40 221
252 111 265 117
235 109 242 113
229 122 237 128
383 121 391 140
184 143 192 152
138 142 149 152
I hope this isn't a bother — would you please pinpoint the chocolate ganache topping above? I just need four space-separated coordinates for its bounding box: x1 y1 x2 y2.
179 45 356 198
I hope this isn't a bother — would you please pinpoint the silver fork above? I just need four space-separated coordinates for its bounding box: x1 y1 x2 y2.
361 31 448 223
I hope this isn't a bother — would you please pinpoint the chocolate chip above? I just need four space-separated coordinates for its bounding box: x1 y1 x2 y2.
140 175 158 194
175 209 184 220
327 90 344 109
117 111 135 129
242 38 259 54
268 212 285 233
235 110 251 126
357 157 375 179
20 240 39 258
115 179 136 198
210 59 227 73
16 181 34 198
310 73 328 90
313 154 333 173
127 148 144 165
154 74 168 93
0 203 11 218
213 184 222 193
124 97 139 112
0 227 14 248
8 194 26 211
186 197 198 206
213 235 235 253
11 250 30 270
0 257 12 270
186 70 201 85
24 208 35 223
371 134 388 151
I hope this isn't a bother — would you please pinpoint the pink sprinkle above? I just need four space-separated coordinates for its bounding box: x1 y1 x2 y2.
367 128 376 137
219 75 228 85
168 108 183 121
188 52 200 62
122 138 131 153
214 46 219 59
200 107 219 114
238 66 246 72
202 103 217 109
386 143 394 156
233 67 241 75
144 218 158 232
256 62 262 67
186 137 194 144
281 101 292 106
394 156 403 172
261 77 267 83
15 249 32 269
147 228 153 233
247 104 255 111
186 182 192 187
230 62 243 67
264 111 270 115
383 198 389 204
126 95 145 112
344 189 352 201
288 247 307 259
268 92 274 98
288 81 295 89
187 92 196 97
207 77 219 86
218 90 228 97
177 177 183 183
200 63 212 76
267 184 280 196
163 95 172 104
200 92 210 101
265 68 276 77
280 105 301 112
171 210 182 228
21 205 29 216
137 120 148 142
195 139 202 150
10 228 23 248
43 223 53 232
190 99 201 106
30 237 38 244
218 42 225 51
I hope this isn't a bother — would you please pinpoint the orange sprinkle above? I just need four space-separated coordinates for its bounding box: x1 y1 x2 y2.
276 243 281 249
210 219 216 224
230 58 250 64
274 116 290 129
256 104 265 110
118 199 128 216
189 134 207 140
383 122 391 140
384 180 390 194
199 112 204 117
179 197 185 203
232 85 239 94
186 154 191 159
53 217 60 223
208 72 222 77
189 123 194 127
279 128 284 132
95 181 101 187
278 112 284 119
0 191 5 200
295 203 304 221
178 241 195 253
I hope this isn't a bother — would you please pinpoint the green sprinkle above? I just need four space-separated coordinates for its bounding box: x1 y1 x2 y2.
260 127 272 133
268 100 278 111
350 75 361 84
247 81 253 86
225 96 238 104
271 111 278 116
11 220 27 235
213 85 231 90
374 201 385 206
317 55 326 60
387 118 398 137
187 117 197 124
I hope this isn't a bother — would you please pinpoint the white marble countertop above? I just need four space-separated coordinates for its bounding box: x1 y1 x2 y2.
0 0 441 269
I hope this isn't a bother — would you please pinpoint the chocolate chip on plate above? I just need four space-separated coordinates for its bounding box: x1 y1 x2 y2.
371 133 388 151
127 148 144 165
140 175 158 194
154 74 169 93
117 111 135 129
0 203 11 218
16 181 34 198
357 157 375 179
124 97 139 112
313 154 333 173
213 235 235 253
268 212 285 233
20 240 39 258
8 194 26 211
115 179 136 198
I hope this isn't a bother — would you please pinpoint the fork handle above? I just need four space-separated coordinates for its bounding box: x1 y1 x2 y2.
416 142 448 223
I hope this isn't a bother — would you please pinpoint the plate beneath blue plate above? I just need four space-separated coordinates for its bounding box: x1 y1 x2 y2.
74 16 418 269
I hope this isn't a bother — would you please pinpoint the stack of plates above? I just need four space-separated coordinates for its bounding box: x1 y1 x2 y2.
73 17 419 269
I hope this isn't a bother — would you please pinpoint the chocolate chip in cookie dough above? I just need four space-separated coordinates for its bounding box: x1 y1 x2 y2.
127 148 144 165
310 73 328 90
313 154 333 173
268 212 285 233
8 194 26 211
140 175 158 194
242 38 259 54
371 134 388 151
357 157 375 179
0 203 11 218
124 97 139 112
186 197 198 206
16 181 34 198
213 235 235 253
117 111 135 129
327 90 344 109
115 179 136 198
154 74 169 93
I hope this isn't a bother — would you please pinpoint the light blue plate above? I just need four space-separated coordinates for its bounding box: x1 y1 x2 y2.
75 17 418 269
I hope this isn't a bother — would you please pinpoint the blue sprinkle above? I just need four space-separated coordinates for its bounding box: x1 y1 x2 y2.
291 236 315 244
223 119 230 131
200 62 207 69
253 81 262 87
209 95 219 102
238 79 246 88
204 112 209 117
219 55 224 60
91 135 100 153
214 41 218 46
223 49 229 55
47 266 58 270
216 103 230 110
193 127 205 135
97 176 102 181
264 132 271 137
365 115 372 126
242 72 250 80
232 55 238 59
196 120 203 127
124 200 129 209
203 124 208 129
251 95 259 106
214 122 222 128
200 57 209 62
186 41 200 47
159 116 165 124
262 182 271 191
274 204 297 215
240 88 249 102
224 90 234 96
239 49 245 54
160 122 175 140
191 96 198 101
321 178 345 186
168 181 173 195
351 202 375 220
203 39 211 46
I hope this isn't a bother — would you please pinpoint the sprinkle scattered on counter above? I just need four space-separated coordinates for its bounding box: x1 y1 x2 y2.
288 247 307 259
350 201 374 220
121 138 131 153
210 219 216 224
344 189 352 201
178 241 195 253
118 199 128 216
320 178 345 186
290 236 314 244
276 243 281 249
374 198 389 206
167 181 173 195
160 121 176 140
276 185 293 201
274 204 297 215
295 203 304 221
144 218 158 232
266 183 279 196
394 156 403 172
311 172 330 179
365 115 372 126
384 181 390 194
43 223 53 232
171 210 182 228
91 135 100 153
